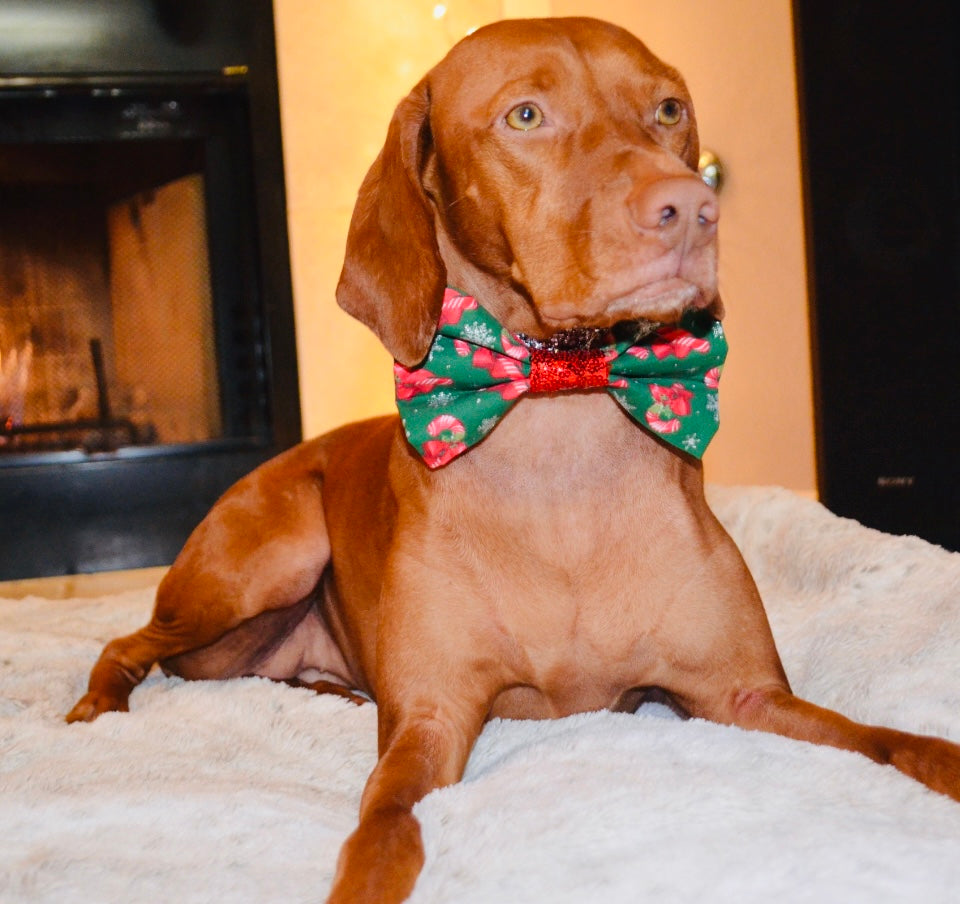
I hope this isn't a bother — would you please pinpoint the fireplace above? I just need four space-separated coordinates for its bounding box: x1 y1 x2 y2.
0 1 301 579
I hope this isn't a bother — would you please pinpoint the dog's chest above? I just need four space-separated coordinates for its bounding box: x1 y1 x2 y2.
481 539 676 709
415 394 701 713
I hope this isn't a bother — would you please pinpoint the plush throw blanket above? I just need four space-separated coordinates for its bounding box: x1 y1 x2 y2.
2 486 960 903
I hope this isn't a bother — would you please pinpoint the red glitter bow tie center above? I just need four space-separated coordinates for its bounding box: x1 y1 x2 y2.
528 348 610 393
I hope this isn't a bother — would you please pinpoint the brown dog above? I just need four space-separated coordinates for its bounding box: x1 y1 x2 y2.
67 17 960 904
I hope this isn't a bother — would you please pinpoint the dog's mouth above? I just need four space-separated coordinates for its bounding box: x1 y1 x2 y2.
529 279 713 340
605 278 705 321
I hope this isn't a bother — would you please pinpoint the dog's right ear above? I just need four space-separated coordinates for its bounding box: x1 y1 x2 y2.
336 78 446 368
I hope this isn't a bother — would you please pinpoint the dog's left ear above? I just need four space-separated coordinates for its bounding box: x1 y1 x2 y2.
336 78 445 367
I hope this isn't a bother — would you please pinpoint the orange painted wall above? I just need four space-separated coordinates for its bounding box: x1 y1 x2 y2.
273 0 816 493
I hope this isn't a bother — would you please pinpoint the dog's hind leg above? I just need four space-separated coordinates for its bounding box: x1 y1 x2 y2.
717 684 960 802
66 441 332 723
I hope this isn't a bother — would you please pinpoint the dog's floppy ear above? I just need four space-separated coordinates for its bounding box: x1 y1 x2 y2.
336 78 445 367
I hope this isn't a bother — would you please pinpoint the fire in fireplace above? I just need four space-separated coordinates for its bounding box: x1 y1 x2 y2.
2 132 228 455
0 1 300 579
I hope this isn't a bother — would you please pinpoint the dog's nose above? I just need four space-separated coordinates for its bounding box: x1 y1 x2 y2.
628 175 719 246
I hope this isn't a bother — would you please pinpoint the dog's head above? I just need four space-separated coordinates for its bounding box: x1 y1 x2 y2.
337 17 720 367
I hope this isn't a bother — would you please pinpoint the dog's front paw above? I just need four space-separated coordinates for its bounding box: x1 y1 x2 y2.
889 733 960 803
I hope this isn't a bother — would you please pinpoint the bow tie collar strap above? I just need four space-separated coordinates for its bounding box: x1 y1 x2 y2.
395 288 727 469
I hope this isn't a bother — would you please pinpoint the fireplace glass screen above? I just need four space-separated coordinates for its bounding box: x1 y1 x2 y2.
0 83 267 462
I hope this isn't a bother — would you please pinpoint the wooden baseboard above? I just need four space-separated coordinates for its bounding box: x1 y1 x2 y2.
0 566 167 600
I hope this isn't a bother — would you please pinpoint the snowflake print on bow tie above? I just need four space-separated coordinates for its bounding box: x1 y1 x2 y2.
394 288 727 469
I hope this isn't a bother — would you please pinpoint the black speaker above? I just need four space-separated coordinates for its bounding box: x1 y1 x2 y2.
793 0 960 550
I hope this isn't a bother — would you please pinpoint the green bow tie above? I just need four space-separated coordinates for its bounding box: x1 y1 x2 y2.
395 288 727 469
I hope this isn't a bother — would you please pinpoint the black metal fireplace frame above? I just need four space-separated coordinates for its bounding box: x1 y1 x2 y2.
0 0 301 579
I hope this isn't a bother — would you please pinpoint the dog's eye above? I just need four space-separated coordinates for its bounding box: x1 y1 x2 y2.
655 98 684 126
506 103 544 131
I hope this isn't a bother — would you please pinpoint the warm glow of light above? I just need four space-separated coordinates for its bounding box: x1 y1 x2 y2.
0 4 105 52
432 4 447 19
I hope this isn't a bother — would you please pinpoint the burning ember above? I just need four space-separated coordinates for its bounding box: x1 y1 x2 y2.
0 339 32 435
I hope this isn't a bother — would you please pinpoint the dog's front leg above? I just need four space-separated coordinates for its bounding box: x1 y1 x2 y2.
327 700 486 904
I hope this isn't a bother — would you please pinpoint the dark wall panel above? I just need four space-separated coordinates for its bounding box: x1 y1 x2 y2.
794 0 959 549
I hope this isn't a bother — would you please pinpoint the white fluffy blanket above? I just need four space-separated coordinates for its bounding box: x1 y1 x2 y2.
3 485 960 903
